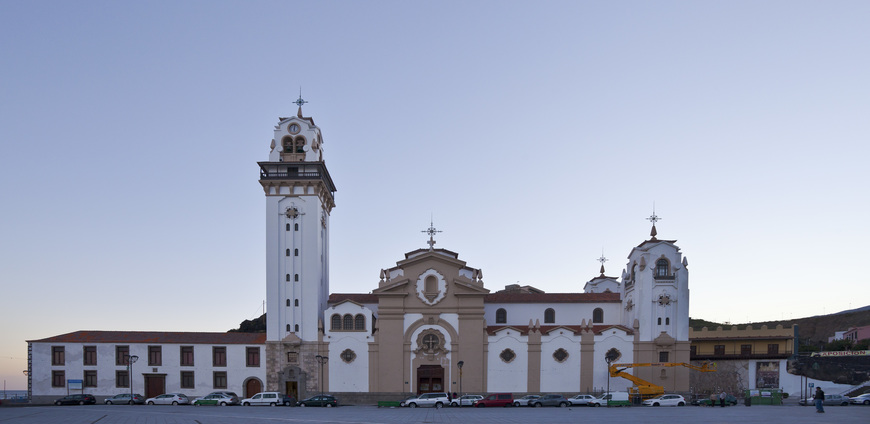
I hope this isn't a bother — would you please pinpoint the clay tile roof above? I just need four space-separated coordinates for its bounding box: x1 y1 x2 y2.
328 293 378 304
486 324 633 336
484 292 621 303
27 330 266 344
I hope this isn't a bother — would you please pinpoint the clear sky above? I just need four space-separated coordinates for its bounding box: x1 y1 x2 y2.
2 1 868 390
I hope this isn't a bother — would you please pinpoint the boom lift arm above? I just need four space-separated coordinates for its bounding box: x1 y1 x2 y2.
608 362 716 399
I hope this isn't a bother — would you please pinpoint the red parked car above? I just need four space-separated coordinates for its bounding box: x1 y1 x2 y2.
473 393 514 407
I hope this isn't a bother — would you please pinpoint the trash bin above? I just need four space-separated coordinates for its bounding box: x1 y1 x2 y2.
744 397 751 406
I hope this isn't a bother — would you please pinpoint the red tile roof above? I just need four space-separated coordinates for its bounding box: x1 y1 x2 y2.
28 330 266 344
484 292 621 303
486 324 633 336
328 292 620 304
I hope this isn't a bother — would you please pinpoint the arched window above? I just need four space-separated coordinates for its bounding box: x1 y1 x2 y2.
294 248 299 256
286 324 291 332
495 308 507 324
295 137 306 153
592 308 604 323
285 274 290 282
286 299 290 307
294 274 299 282
285 249 290 256
544 308 556 324
331 314 341 330
294 299 299 307
354 314 365 330
294 223 299 231
282 136 293 153
666 317 670 325
294 324 299 332
656 259 669 277
286 223 290 231
343 314 353 330
657 317 662 325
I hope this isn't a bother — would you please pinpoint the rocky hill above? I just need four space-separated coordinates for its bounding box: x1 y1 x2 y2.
691 306 870 346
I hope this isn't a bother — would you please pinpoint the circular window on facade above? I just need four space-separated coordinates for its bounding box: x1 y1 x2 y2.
340 349 356 364
553 348 569 363
605 347 622 363
499 348 516 363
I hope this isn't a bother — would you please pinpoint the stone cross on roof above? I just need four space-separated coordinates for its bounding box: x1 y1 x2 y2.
422 218 442 251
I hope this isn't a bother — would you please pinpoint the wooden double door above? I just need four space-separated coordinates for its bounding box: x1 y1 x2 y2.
144 375 165 399
417 365 444 394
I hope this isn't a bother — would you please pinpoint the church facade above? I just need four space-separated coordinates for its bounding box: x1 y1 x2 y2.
259 104 692 400
27 104 692 403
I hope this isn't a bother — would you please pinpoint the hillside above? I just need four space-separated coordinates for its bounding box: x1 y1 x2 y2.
691 306 870 346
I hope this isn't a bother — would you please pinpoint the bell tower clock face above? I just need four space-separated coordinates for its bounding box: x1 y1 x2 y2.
288 123 300 134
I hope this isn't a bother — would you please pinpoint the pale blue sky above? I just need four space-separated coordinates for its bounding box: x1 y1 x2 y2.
2 1 869 389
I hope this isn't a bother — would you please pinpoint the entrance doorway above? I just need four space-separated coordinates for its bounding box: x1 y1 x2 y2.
245 379 262 398
144 375 165 399
285 381 298 399
417 365 444 394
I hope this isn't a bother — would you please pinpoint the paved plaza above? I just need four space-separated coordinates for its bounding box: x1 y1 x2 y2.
0 404 867 424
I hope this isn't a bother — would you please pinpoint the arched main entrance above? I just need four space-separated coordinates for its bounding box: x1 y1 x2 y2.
244 378 262 397
417 365 444 394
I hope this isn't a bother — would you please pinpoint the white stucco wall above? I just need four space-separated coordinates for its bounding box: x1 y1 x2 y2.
593 330 634 393
486 330 528 392
325 302 373 392
539 333 580 392
484 303 622 327
30 342 266 400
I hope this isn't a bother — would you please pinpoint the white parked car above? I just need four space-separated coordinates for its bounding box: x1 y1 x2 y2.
451 395 483 407
643 394 686 406
568 394 595 406
242 392 284 406
145 393 189 405
513 394 541 407
401 392 449 408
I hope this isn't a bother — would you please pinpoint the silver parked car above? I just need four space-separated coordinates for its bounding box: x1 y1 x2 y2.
402 392 449 408
105 393 145 405
451 394 483 407
849 393 870 405
145 393 189 405
568 394 596 406
799 394 850 406
513 394 541 407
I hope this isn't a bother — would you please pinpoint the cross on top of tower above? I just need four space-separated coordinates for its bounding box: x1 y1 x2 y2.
422 218 442 251
294 88 308 118
598 252 608 276
646 205 661 240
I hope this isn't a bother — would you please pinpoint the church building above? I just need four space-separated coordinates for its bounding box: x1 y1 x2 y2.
26 103 692 403
257 102 692 400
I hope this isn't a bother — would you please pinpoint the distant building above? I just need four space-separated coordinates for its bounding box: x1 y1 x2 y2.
689 324 796 395
843 325 870 342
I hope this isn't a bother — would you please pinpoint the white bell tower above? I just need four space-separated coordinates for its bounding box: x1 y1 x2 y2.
259 97 336 343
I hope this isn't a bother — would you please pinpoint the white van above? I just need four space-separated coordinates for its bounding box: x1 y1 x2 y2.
588 392 630 407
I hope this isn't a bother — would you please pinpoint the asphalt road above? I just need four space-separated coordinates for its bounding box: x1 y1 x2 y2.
0 403 867 424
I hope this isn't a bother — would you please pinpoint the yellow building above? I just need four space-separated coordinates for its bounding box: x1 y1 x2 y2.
689 324 797 394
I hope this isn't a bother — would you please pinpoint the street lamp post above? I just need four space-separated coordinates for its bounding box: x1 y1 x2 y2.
22 370 29 401
314 355 328 399
457 361 464 396
128 355 138 403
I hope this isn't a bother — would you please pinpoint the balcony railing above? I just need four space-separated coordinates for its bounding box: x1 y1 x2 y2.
259 170 325 179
